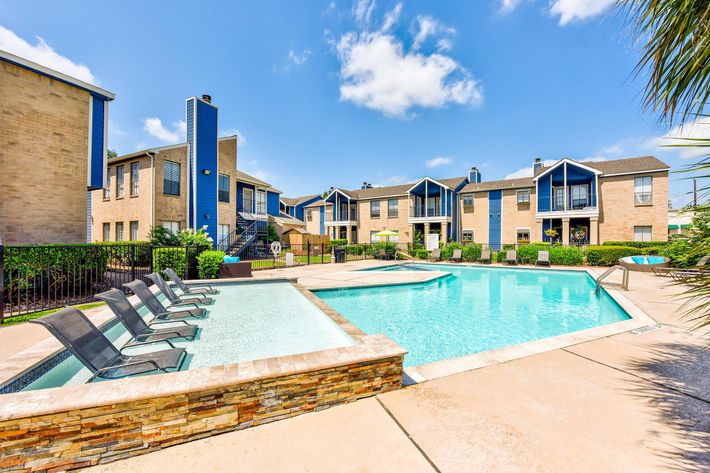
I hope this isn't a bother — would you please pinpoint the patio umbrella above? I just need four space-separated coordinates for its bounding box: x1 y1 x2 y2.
374 230 399 243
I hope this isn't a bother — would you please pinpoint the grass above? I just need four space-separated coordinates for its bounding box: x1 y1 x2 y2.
250 254 333 269
1 302 106 327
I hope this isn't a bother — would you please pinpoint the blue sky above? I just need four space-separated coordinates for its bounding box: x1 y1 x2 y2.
1 0 706 206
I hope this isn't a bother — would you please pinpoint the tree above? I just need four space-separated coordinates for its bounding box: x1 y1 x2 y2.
107 149 118 159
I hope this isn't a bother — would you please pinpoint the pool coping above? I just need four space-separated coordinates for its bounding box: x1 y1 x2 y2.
307 270 452 292
305 262 660 383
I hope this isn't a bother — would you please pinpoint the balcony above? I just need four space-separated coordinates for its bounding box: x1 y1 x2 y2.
536 193 599 219
324 207 357 226
408 201 451 223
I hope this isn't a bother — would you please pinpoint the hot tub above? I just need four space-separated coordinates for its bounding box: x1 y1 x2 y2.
619 255 670 272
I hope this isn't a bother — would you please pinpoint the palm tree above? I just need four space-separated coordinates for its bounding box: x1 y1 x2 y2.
619 0 710 329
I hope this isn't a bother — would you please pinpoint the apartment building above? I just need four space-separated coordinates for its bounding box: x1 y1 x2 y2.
0 50 114 244
91 95 237 244
309 156 669 247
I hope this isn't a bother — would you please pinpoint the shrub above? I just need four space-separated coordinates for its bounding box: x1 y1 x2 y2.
549 246 584 265
148 226 180 246
584 245 639 266
440 242 463 260
659 238 695 267
602 241 668 248
415 249 428 259
197 250 225 279
516 244 548 264
343 244 365 255
493 250 507 262
178 227 214 247
330 239 348 247
461 243 482 262
153 247 186 277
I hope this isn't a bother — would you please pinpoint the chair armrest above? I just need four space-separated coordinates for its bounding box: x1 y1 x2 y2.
122 339 176 350
88 359 163 382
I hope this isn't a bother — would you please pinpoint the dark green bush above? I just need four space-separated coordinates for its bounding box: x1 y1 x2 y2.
602 241 668 248
549 246 584 265
343 244 365 255
197 250 225 279
493 250 507 262
659 238 695 267
153 247 186 277
516 244 548 264
461 243 482 262
441 242 463 260
415 249 428 259
330 239 348 247
584 246 639 266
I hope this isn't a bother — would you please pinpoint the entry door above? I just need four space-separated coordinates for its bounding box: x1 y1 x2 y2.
243 188 254 212
488 190 502 250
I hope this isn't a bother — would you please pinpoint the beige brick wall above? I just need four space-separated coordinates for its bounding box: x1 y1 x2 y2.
305 206 324 235
356 196 412 243
501 188 536 244
598 172 669 242
217 138 237 233
458 191 490 244
0 61 92 244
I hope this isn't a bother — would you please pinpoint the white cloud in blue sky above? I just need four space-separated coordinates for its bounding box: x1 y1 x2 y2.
500 0 615 25
0 25 96 83
426 156 453 168
335 2 483 118
143 118 185 143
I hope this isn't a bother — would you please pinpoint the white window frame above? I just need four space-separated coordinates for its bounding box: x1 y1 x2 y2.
516 227 531 243
370 230 380 243
516 190 530 204
387 198 398 218
130 162 140 197
129 221 139 241
634 225 652 242
634 176 652 206
115 222 124 241
102 223 110 241
462 194 474 212
462 229 474 242
306 209 313 221
370 200 381 218
256 189 267 215
162 221 180 234
242 188 254 212
218 224 230 245
116 165 124 198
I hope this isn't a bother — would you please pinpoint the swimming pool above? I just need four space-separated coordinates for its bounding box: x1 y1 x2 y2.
315 264 631 367
22 282 355 391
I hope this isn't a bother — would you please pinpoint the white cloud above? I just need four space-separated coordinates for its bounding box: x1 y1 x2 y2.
412 15 455 50
436 38 453 52
371 174 409 187
143 118 186 143
0 25 97 84
352 0 375 25
220 128 247 146
549 0 614 26
323 1 337 15
425 156 453 168
648 117 710 159
335 4 482 118
380 3 403 33
289 48 313 65
499 0 524 14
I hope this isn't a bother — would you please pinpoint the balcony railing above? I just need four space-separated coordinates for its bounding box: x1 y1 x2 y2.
325 209 357 222
413 205 444 218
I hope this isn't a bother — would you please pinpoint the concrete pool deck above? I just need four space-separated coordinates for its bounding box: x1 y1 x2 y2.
84 261 710 472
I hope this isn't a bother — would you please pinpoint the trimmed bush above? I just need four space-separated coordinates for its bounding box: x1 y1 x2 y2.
584 245 639 266
549 246 584 265
440 242 463 260
415 249 428 259
343 244 365 255
516 244 548 264
461 243 482 262
602 241 668 248
153 247 186 277
330 239 348 247
197 250 225 279
493 250 507 263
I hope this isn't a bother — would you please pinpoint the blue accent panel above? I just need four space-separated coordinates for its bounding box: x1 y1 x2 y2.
267 191 280 216
488 190 502 250
186 98 219 246
542 219 552 242
450 191 458 242
237 182 256 213
186 98 195 220
319 206 325 234
537 174 551 212
88 97 106 190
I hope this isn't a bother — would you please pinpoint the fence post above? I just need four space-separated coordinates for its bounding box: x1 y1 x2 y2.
130 244 136 282
149 244 154 275
321 243 324 264
184 245 189 279
307 242 310 266
0 238 4 324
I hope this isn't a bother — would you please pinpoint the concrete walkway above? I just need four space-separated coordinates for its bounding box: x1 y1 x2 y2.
85 266 710 473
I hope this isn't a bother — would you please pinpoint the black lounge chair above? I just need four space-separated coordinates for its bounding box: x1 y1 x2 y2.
146 272 214 306
95 289 198 343
164 268 218 295
30 307 185 383
124 280 207 320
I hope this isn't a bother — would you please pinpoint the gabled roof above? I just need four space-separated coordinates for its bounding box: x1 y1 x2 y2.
324 175 468 201
305 199 328 208
534 156 670 178
460 177 535 193
532 158 603 182
108 136 238 164
407 176 467 193
235 170 282 193
280 194 322 207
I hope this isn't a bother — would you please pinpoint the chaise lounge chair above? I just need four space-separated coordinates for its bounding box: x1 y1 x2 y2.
429 248 441 261
480 249 491 264
451 248 463 262
147 272 214 306
653 255 710 277
30 307 185 383
95 289 198 343
164 268 218 295
506 250 517 265
537 250 550 266
124 280 207 320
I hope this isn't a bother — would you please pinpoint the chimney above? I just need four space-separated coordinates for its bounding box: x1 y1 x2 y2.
202 94 212 104
468 166 481 184
361 182 373 189
533 158 543 172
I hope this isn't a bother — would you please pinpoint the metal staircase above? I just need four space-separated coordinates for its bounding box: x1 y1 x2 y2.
217 204 266 257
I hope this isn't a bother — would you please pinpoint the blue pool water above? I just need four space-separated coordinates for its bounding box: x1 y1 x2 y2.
316 264 630 367
22 282 354 391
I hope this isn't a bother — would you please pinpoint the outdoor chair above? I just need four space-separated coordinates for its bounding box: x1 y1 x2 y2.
430 248 441 261
95 289 198 343
123 280 207 320
451 248 463 262
30 307 185 383
506 250 517 265
653 255 710 277
147 273 214 306
480 249 492 264
537 250 551 266
164 268 218 295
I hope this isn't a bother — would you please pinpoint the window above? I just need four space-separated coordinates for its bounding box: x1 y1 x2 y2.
115 222 124 241
462 229 474 242
243 188 254 212
102 223 110 241
570 185 588 209
516 190 530 204
103 169 110 200
256 190 267 214
462 194 474 213
116 165 124 198
634 225 652 242
130 162 139 196
634 176 652 205
163 161 181 196
370 231 380 243
388 199 398 218
218 174 230 203
218 224 230 246
306 209 313 221
370 200 381 218
553 187 565 210
129 221 139 241
162 221 180 234
516 228 530 243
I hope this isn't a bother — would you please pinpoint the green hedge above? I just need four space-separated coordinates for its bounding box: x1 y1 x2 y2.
516 244 548 264
330 239 348 247
197 250 225 279
461 244 482 262
415 249 428 259
153 247 187 277
602 241 668 248
584 246 639 266
440 242 463 260
549 246 584 265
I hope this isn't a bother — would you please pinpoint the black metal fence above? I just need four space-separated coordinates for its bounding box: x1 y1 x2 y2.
0 243 207 322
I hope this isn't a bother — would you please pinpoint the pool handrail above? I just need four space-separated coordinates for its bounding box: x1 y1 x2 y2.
595 265 629 294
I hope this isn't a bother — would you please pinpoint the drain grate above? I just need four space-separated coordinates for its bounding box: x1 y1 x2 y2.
630 323 665 335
